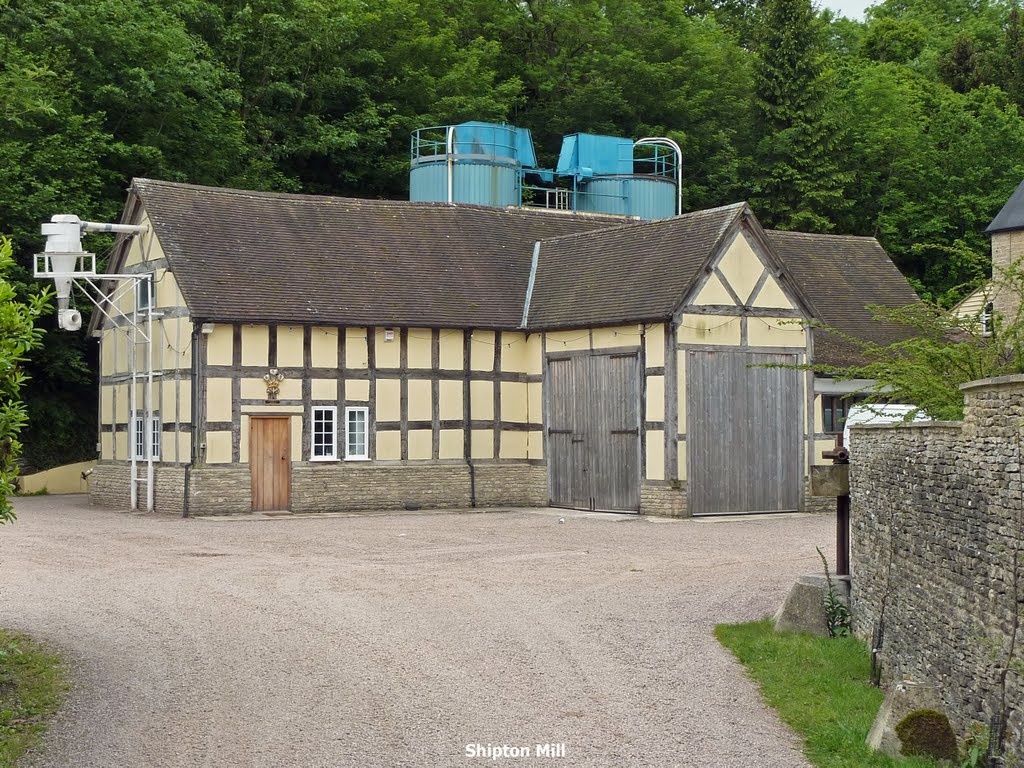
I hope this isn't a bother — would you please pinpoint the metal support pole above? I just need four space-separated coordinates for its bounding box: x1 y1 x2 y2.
145 272 155 512
129 283 139 512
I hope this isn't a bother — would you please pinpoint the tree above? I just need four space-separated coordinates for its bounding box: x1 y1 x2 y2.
0 237 49 523
749 0 851 231
938 33 982 92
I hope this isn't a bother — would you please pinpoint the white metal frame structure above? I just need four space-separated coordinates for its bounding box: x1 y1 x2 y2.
35 215 155 511
635 137 683 216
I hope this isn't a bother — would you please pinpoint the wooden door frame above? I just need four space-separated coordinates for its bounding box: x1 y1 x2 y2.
249 415 291 512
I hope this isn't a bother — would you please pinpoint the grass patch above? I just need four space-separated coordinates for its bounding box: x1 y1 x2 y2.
0 629 67 767
715 620 938 768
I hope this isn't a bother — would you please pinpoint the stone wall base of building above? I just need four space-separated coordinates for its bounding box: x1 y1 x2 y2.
640 483 689 517
92 461 548 515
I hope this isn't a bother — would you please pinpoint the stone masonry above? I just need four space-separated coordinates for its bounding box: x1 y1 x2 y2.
849 375 1024 761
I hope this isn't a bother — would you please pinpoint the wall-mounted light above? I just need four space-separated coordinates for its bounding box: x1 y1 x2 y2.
384 329 395 342
200 322 215 335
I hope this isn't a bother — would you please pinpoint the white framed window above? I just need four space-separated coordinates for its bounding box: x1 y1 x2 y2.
311 406 337 460
345 406 369 460
131 412 160 460
136 274 153 313
981 301 995 338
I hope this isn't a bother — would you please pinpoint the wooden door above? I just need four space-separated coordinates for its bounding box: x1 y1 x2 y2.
686 350 802 515
547 350 641 512
250 416 291 511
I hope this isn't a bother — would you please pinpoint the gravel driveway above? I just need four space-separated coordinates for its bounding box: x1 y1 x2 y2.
2 496 830 767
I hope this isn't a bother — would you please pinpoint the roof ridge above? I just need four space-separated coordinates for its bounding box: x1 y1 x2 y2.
132 178 627 223
535 201 748 246
766 229 880 243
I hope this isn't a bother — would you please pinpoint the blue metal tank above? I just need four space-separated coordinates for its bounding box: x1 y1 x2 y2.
576 175 676 220
410 122 537 207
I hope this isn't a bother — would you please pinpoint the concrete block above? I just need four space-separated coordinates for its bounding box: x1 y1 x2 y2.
867 681 946 758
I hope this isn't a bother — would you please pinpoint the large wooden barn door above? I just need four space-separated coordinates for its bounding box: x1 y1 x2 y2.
250 416 291 512
686 351 802 515
547 350 641 512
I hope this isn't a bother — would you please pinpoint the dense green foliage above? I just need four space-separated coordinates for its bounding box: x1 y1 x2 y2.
716 620 940 767
4 0 1024 464
0 237 48 522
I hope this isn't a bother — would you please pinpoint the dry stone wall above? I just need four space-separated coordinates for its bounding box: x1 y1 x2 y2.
849 375 1024 761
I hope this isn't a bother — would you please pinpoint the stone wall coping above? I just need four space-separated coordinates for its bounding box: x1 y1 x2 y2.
851 421 963 431
959 373 1024 392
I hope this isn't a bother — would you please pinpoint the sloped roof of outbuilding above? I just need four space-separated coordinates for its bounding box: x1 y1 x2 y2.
986 178 1024 234
126 179 621 328
525 203 747 329
765 230 922 368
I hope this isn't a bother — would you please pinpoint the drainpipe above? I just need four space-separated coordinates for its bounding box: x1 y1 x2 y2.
464 328 476 507
182 322 201 518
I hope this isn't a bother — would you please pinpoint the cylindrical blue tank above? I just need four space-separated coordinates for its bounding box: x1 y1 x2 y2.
576 175 676 220
410 160 520 208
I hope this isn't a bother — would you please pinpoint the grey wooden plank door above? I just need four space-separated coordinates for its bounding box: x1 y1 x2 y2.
686 350 801 515
547 350 641 512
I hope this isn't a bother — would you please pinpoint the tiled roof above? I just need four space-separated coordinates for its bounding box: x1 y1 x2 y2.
130 179 621 328
766 230 921 368
525 203 746 329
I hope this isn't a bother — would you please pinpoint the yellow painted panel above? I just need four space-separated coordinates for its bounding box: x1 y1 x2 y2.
376 379 401 421
439 429 464 459
311 327 338 368
527 430 544 460
470 381 494 420
678 441 687 481
376 430 401 460
206 325 233 366
312 379 338 401
159 380 174 423
677 356 686 434
239 415 249 464
592 325 641 349
178 433 192 464
347 379 369 402
751 273 796 309
279 378 302 400
501 332 530 373
179 380 192 422
501 382 528 422
718 232 764 304
240 378 264 400
527 382 542 424
101 331 116 376
747 316 806 348
408 329 432 369
276 326 304 367
290 415 302 462
646 430 665 480
408 429 432 460
346 328 369 368
470 331 495 371
408 379 432 421
207 378 233 422
439 380 463 421
693 272 736 306
471 429 494 459
645 323 665 368
646 375 665 422
375 328 401 368
500 431 527 459
677 314 741 346
439 330 463 370
156 269 185 308
114 383 129 423
525 334 543 375
101 386 114 425
114 432 128 459
241 325 269 367
814 395 824 433
546 329 590 351
101 432 114 461
205 431 232 464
